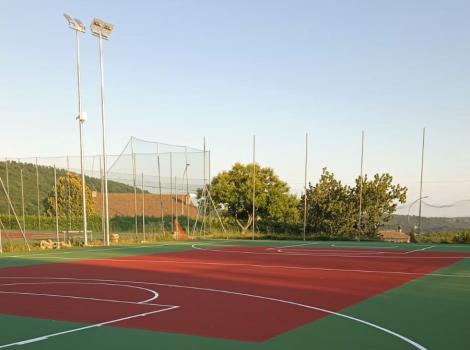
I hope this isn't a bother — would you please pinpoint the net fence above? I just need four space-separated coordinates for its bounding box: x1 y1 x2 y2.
0 137 210 249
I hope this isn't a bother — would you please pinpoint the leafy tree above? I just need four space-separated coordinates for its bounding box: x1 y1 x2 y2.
46 173 95 217
354 173 407 238
303 168 407 239
303 168 356 237
209 163 299 233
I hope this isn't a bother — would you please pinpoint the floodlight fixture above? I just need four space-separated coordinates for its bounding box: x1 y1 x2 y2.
64 13 86 33
90 18 114 39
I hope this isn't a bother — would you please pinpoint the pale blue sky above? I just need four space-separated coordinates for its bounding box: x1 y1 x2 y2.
1 0 470 215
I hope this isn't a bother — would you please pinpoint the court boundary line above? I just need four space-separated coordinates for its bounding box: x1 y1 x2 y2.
0 276 427 350
0 281 161 305
191 243 470 259
0 280 179 349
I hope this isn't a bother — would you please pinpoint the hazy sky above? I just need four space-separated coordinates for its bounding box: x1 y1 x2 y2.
1 0 470 216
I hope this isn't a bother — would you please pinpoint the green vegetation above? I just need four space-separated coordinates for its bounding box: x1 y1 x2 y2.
209 163 299 233
208 164 407 240
2 160 469 244
303 169 407 239
0 160 135 216
45 174 95 217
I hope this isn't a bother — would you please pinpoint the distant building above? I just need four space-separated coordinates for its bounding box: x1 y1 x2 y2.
379 227 410 243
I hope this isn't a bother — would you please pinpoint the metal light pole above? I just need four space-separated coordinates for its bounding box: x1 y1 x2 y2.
358 130 365 241
418 128 426 234
91 18 114 246
64 14 88 245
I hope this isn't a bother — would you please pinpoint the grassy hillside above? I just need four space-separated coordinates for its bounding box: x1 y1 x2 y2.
384 214 470 233
0 161 134 216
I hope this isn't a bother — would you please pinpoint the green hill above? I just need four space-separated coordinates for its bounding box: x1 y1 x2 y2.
0 160 134 216
383 214 470 233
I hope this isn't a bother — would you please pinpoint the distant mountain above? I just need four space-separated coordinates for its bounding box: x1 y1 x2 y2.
384 214 470 233
0 161 135 215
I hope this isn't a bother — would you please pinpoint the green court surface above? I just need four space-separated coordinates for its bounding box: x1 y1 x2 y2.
0 240 469 349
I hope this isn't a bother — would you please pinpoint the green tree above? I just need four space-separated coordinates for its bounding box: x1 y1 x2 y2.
209 163 299 233
303 168 356 237
46 173 95 217
354 173 407 238
303 168 408 239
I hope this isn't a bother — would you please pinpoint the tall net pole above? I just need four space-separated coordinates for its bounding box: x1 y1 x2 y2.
185 147 189 233
157 154 164 236
54 165 60 245
141 172 146 241
203 137 207 235
358 130 365 241
5 159 10 227
36 157 41 230
175 175 178 240
303 132 308 241
170 153 174 233
100 156 105 244
208 150 211 234
20 168 25 232
131 138 138 237
0 176 29 250
418 127 426 234
67 156 72 233
186 165 190 233
252 135 256 240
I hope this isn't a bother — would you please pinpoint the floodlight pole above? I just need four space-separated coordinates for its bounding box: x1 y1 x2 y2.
358 130 364 241
97 32 110 246
66 15 89 246
418 127 426 234
303 133 308 241
76 29 88 245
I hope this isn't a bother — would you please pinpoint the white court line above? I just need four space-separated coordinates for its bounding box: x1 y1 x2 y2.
0 280 179 348
0 305 179 349
277 249 388 256
403 246 435 254
0 281 160 304
331 244 399 249
274 242 320 249
6 242 185 259
191 243 470 259
0 276 427 350
9 251 74 258
13 256 469 279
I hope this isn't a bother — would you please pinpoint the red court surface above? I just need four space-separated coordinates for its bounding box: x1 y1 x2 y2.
0 246 468 342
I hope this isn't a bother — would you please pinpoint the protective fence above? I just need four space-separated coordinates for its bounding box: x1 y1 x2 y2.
0 137 211 251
